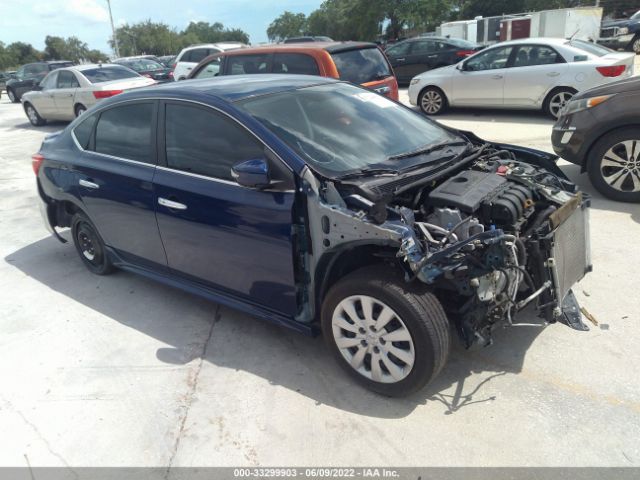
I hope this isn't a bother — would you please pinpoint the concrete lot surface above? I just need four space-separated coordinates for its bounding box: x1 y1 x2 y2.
1 72 639 468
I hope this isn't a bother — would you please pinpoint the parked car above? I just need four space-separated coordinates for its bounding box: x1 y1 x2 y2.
113 56 174 82
284 36 334 43
599 10 640 54
157 55 176 68
34 75 591 396
21 64 156 126
408 38 635 118
552 76 640 203
173 43 245 80
0 71 16 98
188 42 399 101
385 36 483 84
6 61 74 103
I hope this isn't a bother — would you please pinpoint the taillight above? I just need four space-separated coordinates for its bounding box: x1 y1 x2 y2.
93 90 124 99
168 71 174 78
456 50 476 57
32 153 44 175
596 65 626 77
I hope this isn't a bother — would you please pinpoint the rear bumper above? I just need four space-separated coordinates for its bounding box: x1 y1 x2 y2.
37 189 54 234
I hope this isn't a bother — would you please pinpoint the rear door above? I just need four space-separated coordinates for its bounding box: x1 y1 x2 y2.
385 41 414 82
153 100 298 315
402 39 438 78
52 70 80 119
503 44 569 107
71 101 167 268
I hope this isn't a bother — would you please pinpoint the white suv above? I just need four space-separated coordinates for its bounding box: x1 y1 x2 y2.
173 43 245 80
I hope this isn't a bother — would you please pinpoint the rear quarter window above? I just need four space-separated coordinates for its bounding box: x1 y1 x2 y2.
330 47 392 84
72 114 98 149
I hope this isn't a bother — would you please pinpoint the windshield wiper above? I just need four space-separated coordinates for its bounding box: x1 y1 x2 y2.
337 167 399 180
387 141 470 161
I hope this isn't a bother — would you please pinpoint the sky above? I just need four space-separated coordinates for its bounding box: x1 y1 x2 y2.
0 0 324 54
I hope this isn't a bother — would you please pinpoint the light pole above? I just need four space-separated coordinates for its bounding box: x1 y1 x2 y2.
105 0 120 58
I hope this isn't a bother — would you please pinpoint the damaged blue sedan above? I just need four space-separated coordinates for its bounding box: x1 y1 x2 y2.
34 75 591 396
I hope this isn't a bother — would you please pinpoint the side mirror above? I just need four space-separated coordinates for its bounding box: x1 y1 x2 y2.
456 62 465 71
231 158 270 189
33 84 43 91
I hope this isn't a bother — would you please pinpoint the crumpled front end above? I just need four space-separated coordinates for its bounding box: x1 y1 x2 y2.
301 142 592 347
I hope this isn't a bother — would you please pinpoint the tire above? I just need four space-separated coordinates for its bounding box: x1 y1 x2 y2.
74 104 87 117
24 103 46 126
543 87 576 119
418 86 447 115
586 127 640 203
321 265 450 397
632 36 640 55
7 88 19 103
71 212 114 275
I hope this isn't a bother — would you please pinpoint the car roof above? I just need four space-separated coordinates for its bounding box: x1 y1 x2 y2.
129 74 339 102
63 64 126 72
114 55 158 61
221 41 378 55
183 42 245 51
489 37 571 47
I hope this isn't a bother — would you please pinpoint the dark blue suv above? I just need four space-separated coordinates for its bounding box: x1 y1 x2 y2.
35 75 591 396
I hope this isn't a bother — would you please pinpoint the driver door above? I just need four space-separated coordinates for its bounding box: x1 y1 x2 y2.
33 71 59 117
451 45 514 107
153 100 298 316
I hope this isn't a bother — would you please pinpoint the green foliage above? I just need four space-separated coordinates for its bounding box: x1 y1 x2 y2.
111 20 249 57
0 42 42 70
44 36 109 63
267 11 309 41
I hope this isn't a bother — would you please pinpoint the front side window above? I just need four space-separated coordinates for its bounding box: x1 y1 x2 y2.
272 53 320 75
330 47 392 84
165 103 264 181
226 54 270 75
40 72 58 90
386 41 412 57
95 103 154 163
465 46 513 71
57 70 80 88
194 59 221 79
81 66 139 84
237 83 459 177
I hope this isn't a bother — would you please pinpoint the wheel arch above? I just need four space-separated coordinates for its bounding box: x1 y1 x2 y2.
542 85 577 106
580 122 640 172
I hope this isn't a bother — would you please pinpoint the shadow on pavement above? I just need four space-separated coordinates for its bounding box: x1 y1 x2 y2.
5 235 547 418
10 120 68 133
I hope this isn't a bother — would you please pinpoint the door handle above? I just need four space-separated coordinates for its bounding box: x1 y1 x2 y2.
79 179 99 189
547 72 560 77
427 55 437 58
186 67 193 70
396 58 406 62
491 74 503 79
158 197 187 210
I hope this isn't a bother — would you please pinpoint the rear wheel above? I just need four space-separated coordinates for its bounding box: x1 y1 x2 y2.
631 36 640 55
587 128 640 203
7 88 18 103
24 103 46 126
544 88 576 119
71 212 114 275
74 104 87 117
418 87 447 115
322 265 450 397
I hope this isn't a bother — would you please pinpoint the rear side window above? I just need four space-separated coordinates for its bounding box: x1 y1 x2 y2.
73 114 98 149
165 103 264 181
57 71 80 88
95 103 154 163
272 53 320 75
226 54 270 75
81 66 138 84
182 48 210 63
330 47 392 84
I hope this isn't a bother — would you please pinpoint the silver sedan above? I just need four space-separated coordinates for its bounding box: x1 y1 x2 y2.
21 64 156 126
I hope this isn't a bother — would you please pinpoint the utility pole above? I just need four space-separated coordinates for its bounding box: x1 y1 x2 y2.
105 0 120 58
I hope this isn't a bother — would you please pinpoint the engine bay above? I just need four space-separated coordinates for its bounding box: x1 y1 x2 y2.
303 142 592 347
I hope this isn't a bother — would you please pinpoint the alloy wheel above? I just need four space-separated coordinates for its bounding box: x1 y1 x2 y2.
549 91 574 118
600 139 640 193
420 90 443 114
26 106 39 125
331 295 415 384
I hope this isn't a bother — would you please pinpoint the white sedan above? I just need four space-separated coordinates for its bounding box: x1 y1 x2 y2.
408 38 635 118
21 64 156 126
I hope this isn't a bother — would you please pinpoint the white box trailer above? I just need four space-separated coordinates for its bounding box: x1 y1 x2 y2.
530 7 603 42
440 19 478 42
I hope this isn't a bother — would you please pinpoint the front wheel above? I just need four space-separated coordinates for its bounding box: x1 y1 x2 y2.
24 103 46 126
587 128 640 203
418 87 447 115
7 88 19 103
322 265 450 397
71 212 114 275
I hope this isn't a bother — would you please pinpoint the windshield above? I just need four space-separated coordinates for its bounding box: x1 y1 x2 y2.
81 66 140 83
121 59 164 71
236 83 461 176
330 47 392 84
631 11 640 20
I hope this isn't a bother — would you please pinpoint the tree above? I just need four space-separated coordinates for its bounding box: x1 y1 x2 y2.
267 11 309 41
44 36 108 63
